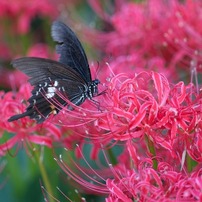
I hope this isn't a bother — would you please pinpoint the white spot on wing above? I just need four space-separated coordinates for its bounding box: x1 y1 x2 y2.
54 80 58 87
46 86 56 99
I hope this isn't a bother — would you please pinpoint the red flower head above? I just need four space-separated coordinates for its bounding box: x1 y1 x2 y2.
0 84 62 155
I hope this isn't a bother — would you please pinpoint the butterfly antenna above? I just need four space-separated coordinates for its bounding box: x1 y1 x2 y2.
95 60 100 78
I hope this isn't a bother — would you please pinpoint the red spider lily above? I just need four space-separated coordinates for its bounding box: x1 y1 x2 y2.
56 144 202 201
0 1 201 200
85 0 202 74
94 71 201 156
106 161 202 201
187 131 202 163
0 0 59 34
2 66 201 161
163 0 202 71
0 81 105 157
45 69 201 162
45 69 201 152
55 146 110 195
0 84 62 155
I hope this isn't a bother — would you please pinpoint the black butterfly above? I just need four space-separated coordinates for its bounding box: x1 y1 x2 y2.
8 21 100 123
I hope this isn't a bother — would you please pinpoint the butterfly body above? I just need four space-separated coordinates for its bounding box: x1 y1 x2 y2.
8 21 100 123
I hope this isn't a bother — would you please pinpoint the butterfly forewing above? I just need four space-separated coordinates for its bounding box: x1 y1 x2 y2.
51 21 92 82
11 57 86 86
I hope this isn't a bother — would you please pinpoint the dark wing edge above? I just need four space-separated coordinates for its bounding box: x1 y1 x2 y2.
51 21 92 82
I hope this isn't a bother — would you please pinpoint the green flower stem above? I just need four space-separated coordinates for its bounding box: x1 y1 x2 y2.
107 148 117 165
186 152 197 173
145 135 158 170
34 149 54 202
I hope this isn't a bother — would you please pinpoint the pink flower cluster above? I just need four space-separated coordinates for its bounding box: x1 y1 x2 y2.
0 84 62 155
87 0 202 79
0 0 202 201
2 68 201 200
0 0 59 34
106 161 202 201
55 1 202 200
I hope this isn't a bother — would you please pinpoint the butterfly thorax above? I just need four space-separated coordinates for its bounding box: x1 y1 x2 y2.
85 79 100 99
